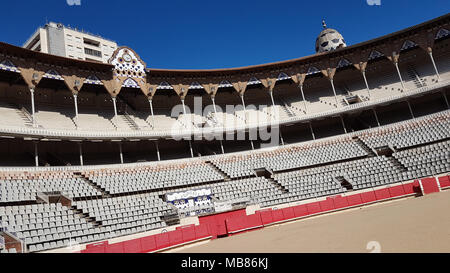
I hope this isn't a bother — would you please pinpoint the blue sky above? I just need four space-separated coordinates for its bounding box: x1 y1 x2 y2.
1 0 448 69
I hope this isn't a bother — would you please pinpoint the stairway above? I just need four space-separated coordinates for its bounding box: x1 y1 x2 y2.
73 172 111 198
275 97 295 117
268 177 289 193
122 114 140 130
10 103 34 127
335 176 354 191
70 206 103 227
281 104 296 117
388 157 409 173
406 65 425 88
354 137 377 157
206 161 231 181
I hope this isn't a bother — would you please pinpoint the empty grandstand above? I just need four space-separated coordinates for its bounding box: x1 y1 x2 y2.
0 14 449 253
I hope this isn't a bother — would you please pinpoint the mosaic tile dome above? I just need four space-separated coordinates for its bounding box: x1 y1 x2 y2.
315 20 347 53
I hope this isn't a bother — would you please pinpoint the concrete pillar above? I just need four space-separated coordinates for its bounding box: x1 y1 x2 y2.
428 51 440 81
30 88 36 127
211 97 218 114
181 99 187 115
118 142 124 164
340 116 347 133
155 141 161 161
442 91 449 109
269 90 276 109
73 94 79 128
148 99 155 128
240 94 247 123
268 90 277 124
309 122 316 140
373 108 381 127
34 141 39 167
362 70 371 99
394 62 406 91
406 100 415 118
78 142 84 166
188 140 194 158
279 131 285 146
112 97 118 117
329 79 339 106
220 140 225 154
298 84 307 113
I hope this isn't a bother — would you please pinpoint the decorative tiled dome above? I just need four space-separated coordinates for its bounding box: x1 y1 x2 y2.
315 20 347 53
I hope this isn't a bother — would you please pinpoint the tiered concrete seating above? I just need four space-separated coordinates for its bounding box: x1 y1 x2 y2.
76 112 116 130
73 193 173 238
0 102 31 127
0 109 449 252
394 140 450 179
360 111 450 149
0 172 102 203
211 138 367 178
0 203 98 252
83 161 224 194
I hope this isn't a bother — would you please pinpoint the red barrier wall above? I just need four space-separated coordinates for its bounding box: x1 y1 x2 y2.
180 226 196 243
246 213 263 229
293 204 309 218
140 236 157 253
80 175 448 253
194 224 211 240
282 207 295 220
388 185 405 198
360 191 376 203
272 209 285 222
198 209 245 238
438 176 450 189
225 216 244 232
168 229 183 246
306 202 322 214
347 194 363 206
403 180 421 195
259 209 274 225
226 213 263 233
421 178 440 194
83 241 107 253
155 232 170 249
331 195 349 209
319 198 335 212
374 188 391 201
123 238 142 253
105 243 124 253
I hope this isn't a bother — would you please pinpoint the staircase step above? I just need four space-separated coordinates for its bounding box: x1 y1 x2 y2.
206 161 231 181
354 137 377 157
73 172 111 198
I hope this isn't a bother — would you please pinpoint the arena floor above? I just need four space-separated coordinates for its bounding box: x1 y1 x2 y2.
171 190 450 253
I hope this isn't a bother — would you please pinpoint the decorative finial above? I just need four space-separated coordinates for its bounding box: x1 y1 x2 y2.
322 19 327 29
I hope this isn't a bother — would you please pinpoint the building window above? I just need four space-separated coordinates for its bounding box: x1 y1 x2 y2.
83 38 100 47
84 48 102 58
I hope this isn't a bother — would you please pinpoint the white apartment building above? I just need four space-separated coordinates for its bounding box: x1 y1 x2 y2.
23 22 118 63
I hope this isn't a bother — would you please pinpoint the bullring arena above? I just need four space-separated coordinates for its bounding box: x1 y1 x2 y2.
0 13 449 254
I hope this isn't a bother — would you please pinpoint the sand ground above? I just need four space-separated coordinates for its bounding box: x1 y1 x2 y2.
172 190 450 253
